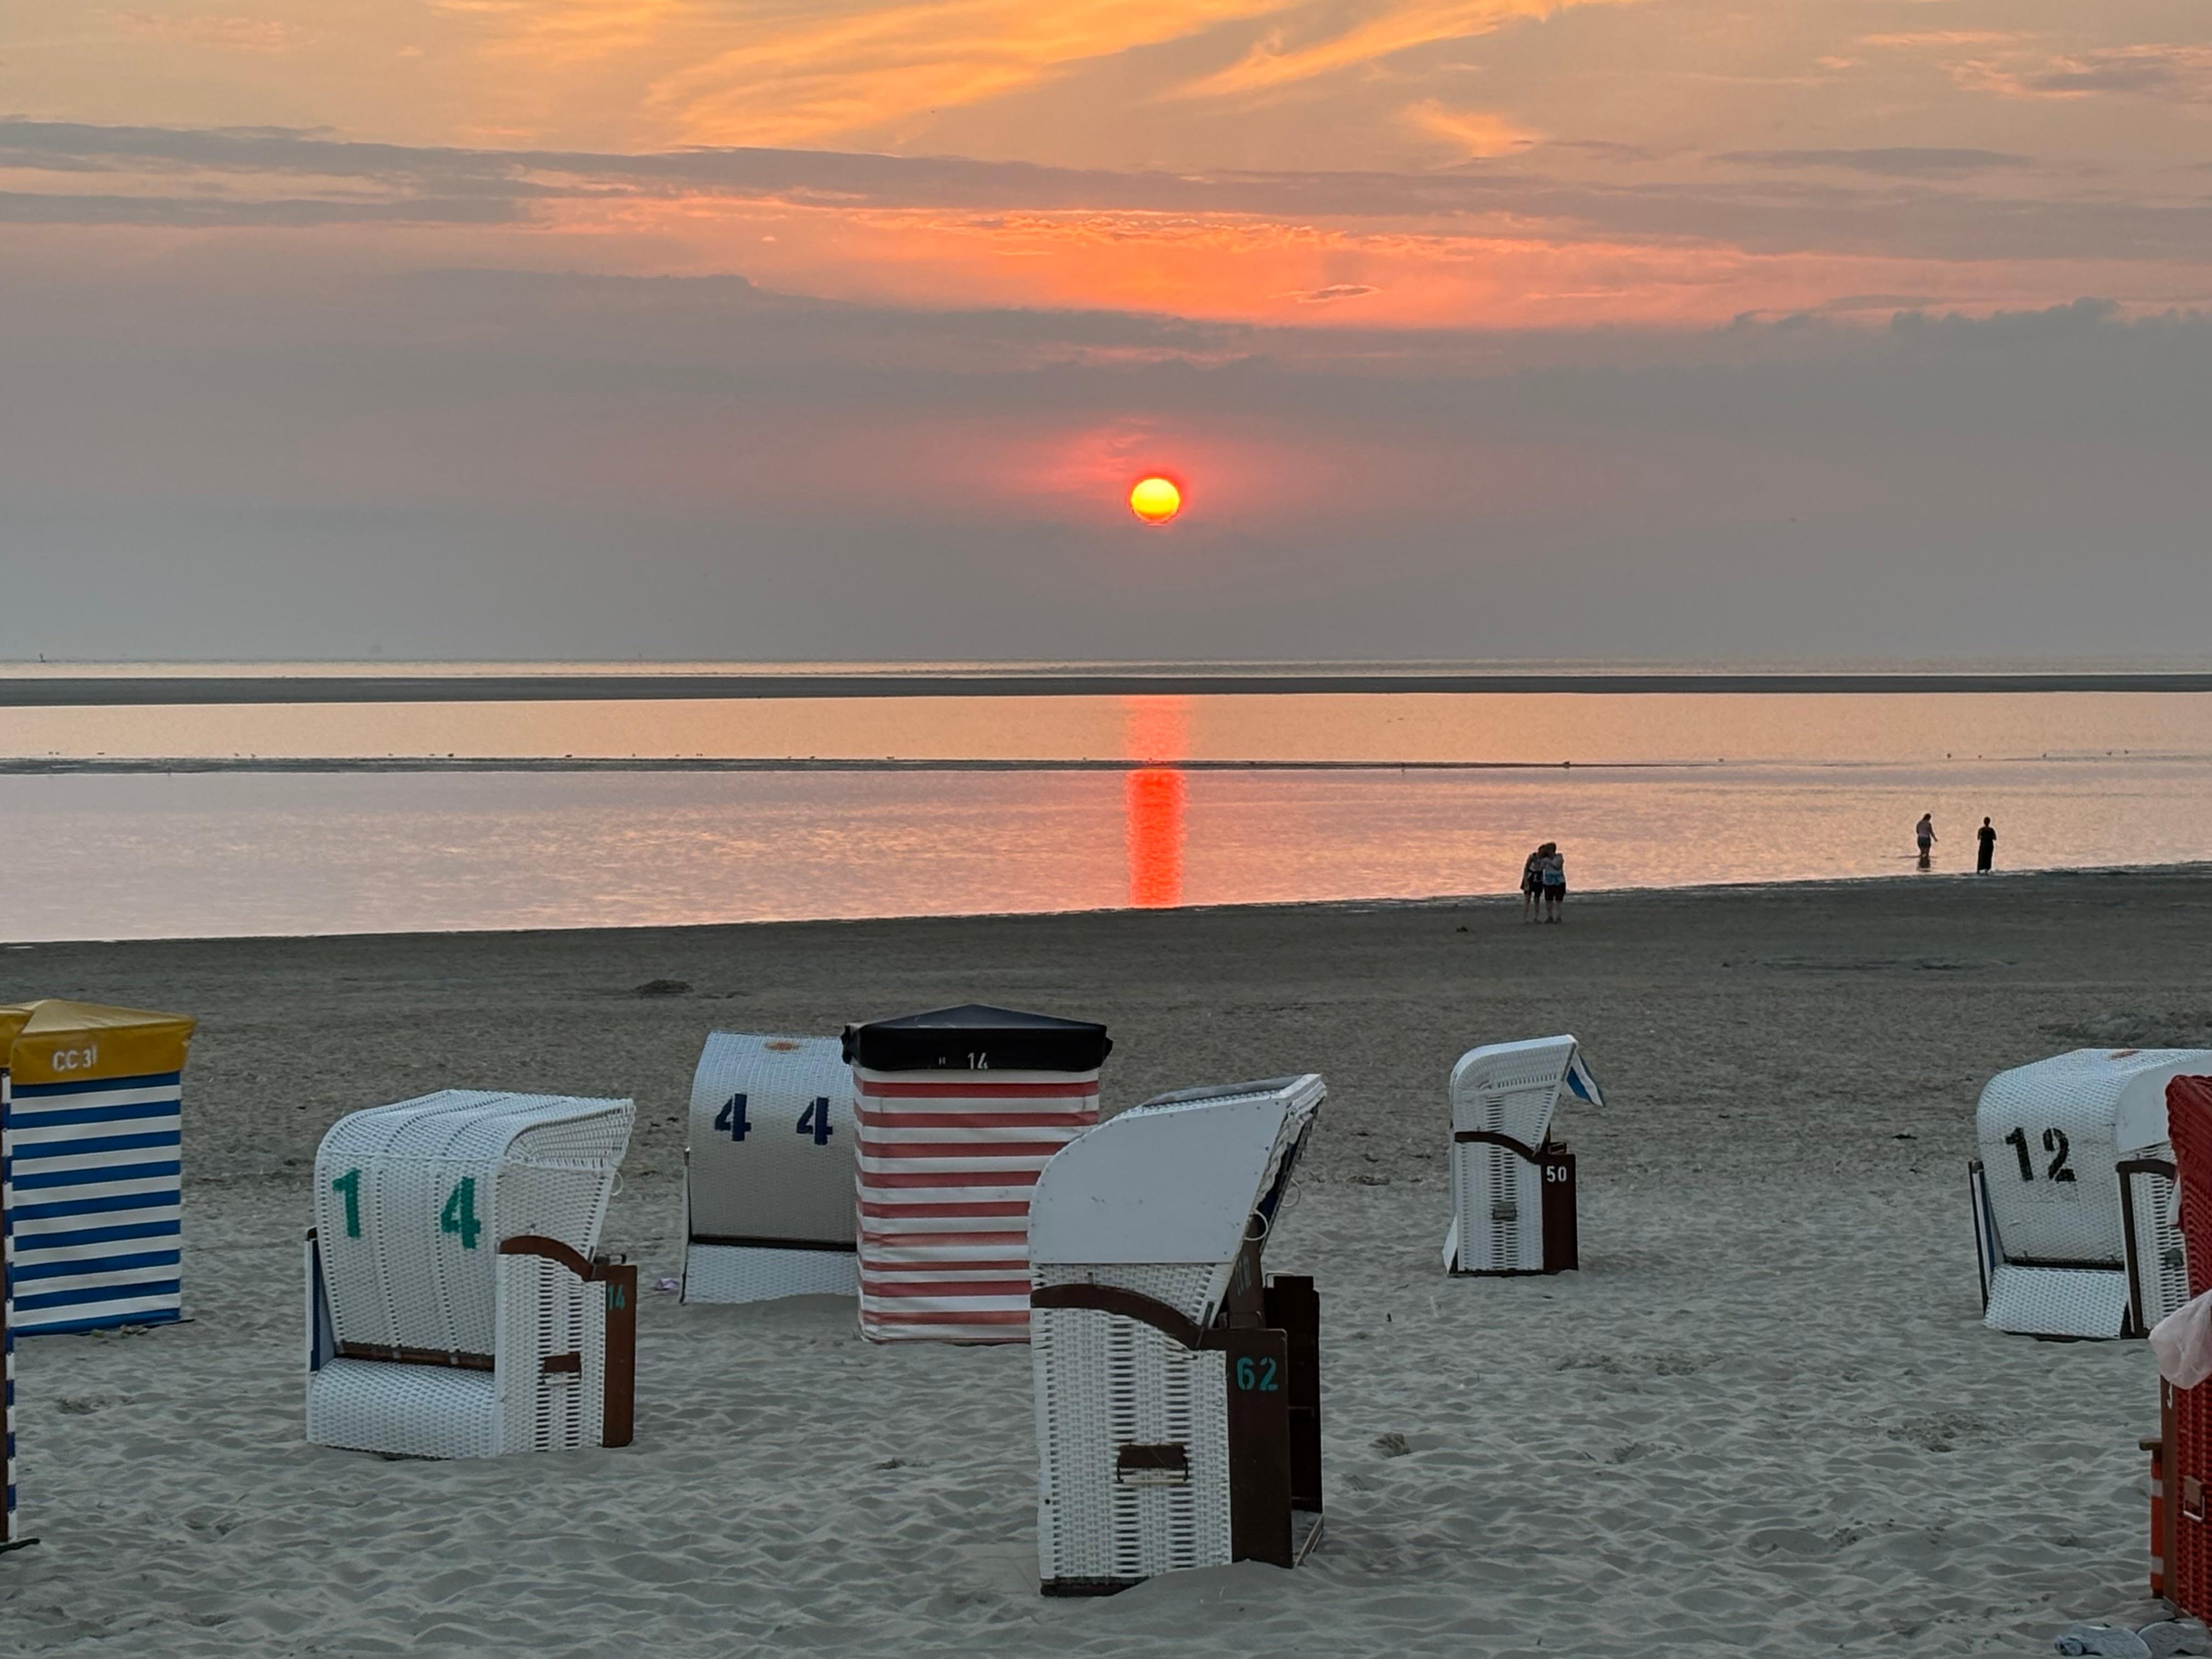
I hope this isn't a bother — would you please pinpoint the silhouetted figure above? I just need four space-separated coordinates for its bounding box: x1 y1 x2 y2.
1915 812 1937 870
1977 817 1996 873
1521 842 1554 923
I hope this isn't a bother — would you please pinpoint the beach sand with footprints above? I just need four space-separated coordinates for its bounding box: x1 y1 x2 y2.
7 866 2212 1656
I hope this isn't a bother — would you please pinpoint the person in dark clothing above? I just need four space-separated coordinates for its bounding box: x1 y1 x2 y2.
1521 842 1553 923
1976 817 1996 873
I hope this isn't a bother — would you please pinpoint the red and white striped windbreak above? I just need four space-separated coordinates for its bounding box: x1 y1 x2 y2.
845 1006 1109 1344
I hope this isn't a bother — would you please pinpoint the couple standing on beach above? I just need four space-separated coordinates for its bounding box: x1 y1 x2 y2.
1915 813 1998 872
1521 843 1566 922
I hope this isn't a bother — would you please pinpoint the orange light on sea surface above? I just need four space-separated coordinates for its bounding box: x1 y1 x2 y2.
1128 475 1182 525
1122 696 1188 909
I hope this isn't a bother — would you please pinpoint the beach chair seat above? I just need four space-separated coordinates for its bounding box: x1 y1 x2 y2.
1443 1036 1600 1276
304 1091 636 1459
847 1006 1108 1344
1029 1073 1325 1594
1968 1048 2212 1338
682 1034 859 1304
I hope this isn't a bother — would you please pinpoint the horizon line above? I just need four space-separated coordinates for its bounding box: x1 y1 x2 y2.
5 668 2212 706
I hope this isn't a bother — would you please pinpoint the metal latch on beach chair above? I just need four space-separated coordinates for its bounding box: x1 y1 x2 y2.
1115 1444 1191 1487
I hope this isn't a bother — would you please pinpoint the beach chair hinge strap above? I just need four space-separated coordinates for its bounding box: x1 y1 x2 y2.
1452 1130 1548 1163
1030 1283 1204 1350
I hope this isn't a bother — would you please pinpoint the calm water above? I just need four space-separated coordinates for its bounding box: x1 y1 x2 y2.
0 684 2205 940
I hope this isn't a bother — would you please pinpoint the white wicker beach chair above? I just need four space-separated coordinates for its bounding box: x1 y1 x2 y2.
682 1033 859 1304
304 1091 637 1459
1442 1036 1600 1277
1029 1073 1325 1595
848 1005 1109 1344
1970 1049 2212 1339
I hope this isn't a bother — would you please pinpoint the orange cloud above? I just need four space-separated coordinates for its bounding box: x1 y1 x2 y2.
1179 0 1635 99
103 10 306 50
432 0 694 70
1404 99 1541 156
528 190 2041 331
648 0 1283 146
1859 31 2019 49
1951 43 2212 102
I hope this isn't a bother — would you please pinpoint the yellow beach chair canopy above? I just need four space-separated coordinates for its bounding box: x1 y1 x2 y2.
0 999 195 1087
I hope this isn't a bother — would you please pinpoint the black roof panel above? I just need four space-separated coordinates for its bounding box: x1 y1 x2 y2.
842 1004 1112 1072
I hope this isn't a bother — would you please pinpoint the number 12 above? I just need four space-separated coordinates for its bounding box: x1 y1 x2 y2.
2002 1125 2075 1183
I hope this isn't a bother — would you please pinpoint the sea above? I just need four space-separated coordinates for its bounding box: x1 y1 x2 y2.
0 663 2207 941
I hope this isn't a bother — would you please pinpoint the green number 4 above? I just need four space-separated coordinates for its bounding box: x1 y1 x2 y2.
440 1176 483 1250
331 1168 362 1238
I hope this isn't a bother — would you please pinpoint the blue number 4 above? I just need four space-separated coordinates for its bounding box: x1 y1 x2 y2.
797 1097 833 1146
714 1093 751 1141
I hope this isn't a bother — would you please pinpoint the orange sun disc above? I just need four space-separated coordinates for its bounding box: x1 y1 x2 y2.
1128 476 1182 525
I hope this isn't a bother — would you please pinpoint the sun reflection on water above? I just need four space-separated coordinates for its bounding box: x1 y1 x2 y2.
1123 695 1188 907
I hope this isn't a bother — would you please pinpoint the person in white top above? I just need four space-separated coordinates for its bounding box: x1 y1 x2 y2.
1541 849 1566 922
1521 843 1553 923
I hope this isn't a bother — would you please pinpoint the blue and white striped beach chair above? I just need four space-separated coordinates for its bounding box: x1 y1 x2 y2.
2 1066 27 1554
0 1002 195 1336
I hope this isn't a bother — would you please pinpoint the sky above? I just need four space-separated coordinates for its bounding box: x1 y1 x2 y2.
3 0 2211 663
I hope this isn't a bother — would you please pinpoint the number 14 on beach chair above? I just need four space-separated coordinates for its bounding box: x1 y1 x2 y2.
304 1091 637 1460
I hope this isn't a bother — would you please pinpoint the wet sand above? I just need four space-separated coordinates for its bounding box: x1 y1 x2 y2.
5 866 2209 1656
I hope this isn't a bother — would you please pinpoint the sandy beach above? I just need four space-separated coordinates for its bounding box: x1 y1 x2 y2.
6 867 2210 1656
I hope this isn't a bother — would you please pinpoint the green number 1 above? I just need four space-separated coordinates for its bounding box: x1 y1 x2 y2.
331 1168 362 1238
440 1176 483 1250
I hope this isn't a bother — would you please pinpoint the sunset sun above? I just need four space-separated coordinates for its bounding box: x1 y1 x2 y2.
1128 475 1182 525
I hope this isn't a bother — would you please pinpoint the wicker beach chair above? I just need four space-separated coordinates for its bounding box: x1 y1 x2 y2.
1969 1048 2212 1339
682 1033 859 1304
1029 1073 1325 1595
304 1091 637 1459
1443 1036 1601 1277
847 1005 1108 1344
